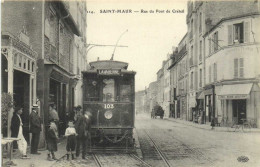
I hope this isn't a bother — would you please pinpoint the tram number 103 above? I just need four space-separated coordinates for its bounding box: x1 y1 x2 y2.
104 104 114 109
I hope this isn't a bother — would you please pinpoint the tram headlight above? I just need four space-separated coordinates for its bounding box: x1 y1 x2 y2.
104 110 113 119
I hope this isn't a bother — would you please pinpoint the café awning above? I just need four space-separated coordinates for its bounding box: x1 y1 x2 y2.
218 83 253 100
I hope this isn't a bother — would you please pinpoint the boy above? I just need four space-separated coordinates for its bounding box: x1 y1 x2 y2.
65 121 77 160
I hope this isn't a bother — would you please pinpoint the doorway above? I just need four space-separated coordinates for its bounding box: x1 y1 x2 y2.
232 100 246 124
13 70 30 144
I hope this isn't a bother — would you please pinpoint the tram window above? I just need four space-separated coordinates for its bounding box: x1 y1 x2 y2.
85 79 99 101
120 85 131 102
102 79 115 102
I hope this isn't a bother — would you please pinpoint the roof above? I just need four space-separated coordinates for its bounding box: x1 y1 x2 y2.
89 60 128 70
203 12 260 38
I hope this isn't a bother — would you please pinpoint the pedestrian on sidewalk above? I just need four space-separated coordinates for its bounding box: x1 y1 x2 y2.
48 104 59 127
30 104 42 155
11 107 30 159
65 121 77 160
75 109 92 159
46 120 59 161
211 116 215 130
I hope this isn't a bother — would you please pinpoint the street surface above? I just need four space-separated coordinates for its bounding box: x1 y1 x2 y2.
136 113 260 167
52 113 260 167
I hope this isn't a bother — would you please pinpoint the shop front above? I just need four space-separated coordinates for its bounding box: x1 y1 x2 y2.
203 85 215 123
196 91 204 124
1 32 37 141
41 64 77 137
218 83 260 127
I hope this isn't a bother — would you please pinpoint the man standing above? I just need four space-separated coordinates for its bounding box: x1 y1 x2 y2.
48 104 59 126
30 104 42 154
11 107 30 159
75 109 91 159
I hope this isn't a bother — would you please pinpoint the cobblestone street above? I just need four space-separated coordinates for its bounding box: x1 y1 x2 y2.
49 113 260 167
136 114 260 167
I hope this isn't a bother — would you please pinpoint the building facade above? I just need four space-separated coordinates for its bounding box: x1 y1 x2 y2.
204 13 260 127
1 1 87 146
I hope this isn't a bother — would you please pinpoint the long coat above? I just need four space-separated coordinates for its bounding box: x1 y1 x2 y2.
75 115 91 138
11 113 21 149
47 127 58 151
29 111 42 133
11 113 21 138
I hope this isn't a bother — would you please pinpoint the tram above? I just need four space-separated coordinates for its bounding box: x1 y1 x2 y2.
82 60 136 152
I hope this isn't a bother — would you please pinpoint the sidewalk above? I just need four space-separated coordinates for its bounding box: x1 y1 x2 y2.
2 137 67 167
165 118 260 133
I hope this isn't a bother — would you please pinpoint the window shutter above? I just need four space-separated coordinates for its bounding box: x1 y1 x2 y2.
244 22 250 43
209 37 211 54
214 63 217 81
234 58 238 78
228 25 233 45
239 58 244 77
209 66 211 83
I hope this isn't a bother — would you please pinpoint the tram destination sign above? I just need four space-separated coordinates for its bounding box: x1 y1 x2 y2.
97 69 121 75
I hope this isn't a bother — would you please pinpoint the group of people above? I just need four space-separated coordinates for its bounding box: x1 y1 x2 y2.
10 104 92 161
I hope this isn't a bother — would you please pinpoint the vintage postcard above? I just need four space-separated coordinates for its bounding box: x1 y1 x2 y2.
1 0 260 166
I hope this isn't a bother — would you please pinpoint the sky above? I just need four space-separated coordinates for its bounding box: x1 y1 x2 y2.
86 1 187 91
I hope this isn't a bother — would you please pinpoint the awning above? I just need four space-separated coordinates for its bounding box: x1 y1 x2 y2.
197 91 204 99
218 83 253 100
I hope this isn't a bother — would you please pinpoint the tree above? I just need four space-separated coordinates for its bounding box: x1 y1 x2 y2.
1 92 14 137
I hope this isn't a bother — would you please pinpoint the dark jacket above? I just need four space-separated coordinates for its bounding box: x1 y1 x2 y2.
29 111 42 133
46 127 58 151
11 114 21 138
75 115 91 138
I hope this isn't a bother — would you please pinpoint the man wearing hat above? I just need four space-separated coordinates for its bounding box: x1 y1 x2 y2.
75 109 92 159
30 104 42 154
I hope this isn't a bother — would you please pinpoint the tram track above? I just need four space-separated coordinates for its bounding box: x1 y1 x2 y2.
92 153 152 167
144 130 172 167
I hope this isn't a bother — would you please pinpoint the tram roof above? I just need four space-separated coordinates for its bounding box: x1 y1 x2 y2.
82 69 136 75
89 60 128 70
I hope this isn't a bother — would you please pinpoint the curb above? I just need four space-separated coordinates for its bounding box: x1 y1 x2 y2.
165 118 260 133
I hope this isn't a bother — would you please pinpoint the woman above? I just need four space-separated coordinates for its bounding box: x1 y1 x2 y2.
11 107 30 159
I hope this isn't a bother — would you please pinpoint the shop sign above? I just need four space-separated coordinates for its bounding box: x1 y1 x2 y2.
98 69 121 75
218 94 249 100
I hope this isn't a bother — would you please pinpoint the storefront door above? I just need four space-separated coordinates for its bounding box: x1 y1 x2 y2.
232 100 246 124
13 70 30 144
